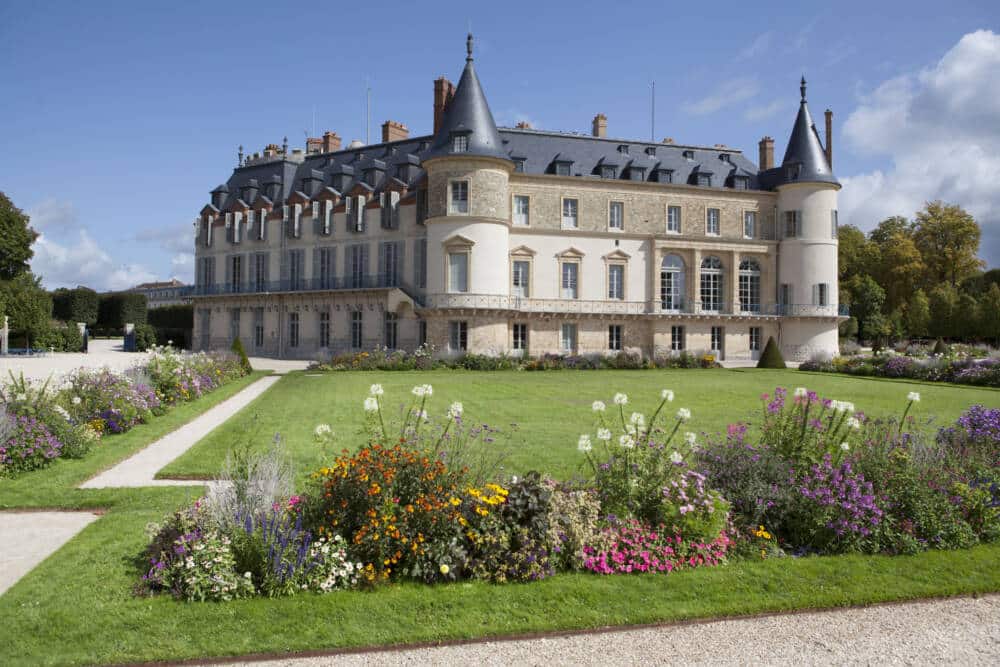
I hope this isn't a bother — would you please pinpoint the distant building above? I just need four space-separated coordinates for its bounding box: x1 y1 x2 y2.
129 279 191 309
192 34 844 361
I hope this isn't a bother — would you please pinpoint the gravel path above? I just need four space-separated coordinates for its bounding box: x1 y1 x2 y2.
0 339 150 383
0 511 98 595
214 594 1000 666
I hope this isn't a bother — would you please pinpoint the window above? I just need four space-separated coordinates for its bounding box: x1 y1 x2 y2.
513 195 530 226
450 181 469 214
512 260 530 298
253 308 264 349
416 188 428 224
657 169 673 184
254 253 268 292
779 283 792 308
318 247 335 289
700 256 723 312
601 165 617 179
562 198 578 228
667 205 681 233
229 308 240 342
418 320 427 347
784 210 801 238
288 312 300 348
738 258 761 313
380 241 401 286
319 311 330 348
448 252 469 293
697 173 712 187
814 283 829 306
351 311 363 349
733 175 749 190
349 244 368 288
706 208 720 236
452 134 468 152
449 321 468 352
288 249 305 290
744 211 757 239
607 264 624 300
608 324 622 351
414 238 427 288
670 325 685 351
384 312 398 349
710 326 723 355
749 326 761 352
609 201 624 230
198 256 216 287
198 309 210 350
831 210 839 238
230 255 242 293
560 323 577 353
513 159 525 173
561 261 579 299
555 162 571 176
660 254 685 311
512 323 527 352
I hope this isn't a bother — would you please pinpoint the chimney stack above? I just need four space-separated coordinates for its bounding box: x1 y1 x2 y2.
306 137 323 154
661 137 674 144
433 76 456 134
515 120 532 129
322 131 341 153
592 113 607 138
758 136 775 170
824 109 833 168
381 120 409 143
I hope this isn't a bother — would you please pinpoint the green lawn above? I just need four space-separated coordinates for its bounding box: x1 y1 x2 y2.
161 368 1000 482
1 368 999 666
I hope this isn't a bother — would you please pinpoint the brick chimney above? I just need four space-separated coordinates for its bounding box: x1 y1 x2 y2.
306 137 323 154
661 137 675 144
592 113 607 138
433 76 455 134
824 109 833 168
381 120 409 143
758 136 775 170
322 131 341 153
515 120 532 129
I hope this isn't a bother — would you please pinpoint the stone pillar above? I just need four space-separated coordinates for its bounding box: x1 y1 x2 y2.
1 315 8 356
691 248 702 312
730 249 740 313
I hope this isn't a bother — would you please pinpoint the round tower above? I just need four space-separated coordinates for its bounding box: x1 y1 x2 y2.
775 77 842 361
421 34 513 354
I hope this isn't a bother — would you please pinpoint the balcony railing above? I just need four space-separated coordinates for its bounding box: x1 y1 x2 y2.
186 274 415 297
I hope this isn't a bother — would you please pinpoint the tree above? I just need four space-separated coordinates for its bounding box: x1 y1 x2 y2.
957 293 980 340
0 192 38 280
846 275 886 343
52 286 99 325
0 272 52 348
978 284 1000 346
837 224 874 284
913 201 984 288
875 232 925 313
927 283 960 339
869 215 913 246
903 290 931 338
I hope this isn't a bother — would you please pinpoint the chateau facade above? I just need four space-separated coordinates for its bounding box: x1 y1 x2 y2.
191 36 844 362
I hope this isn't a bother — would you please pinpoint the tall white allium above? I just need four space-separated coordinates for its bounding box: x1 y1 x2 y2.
907 392 921 403
363 396 379 412
847 417 861 430
676 407 691 422
669 451 683 464
685 431 697 445
448 402 464 419
661 389 675 402
793 387 808 398
314 424 332 438
597 428 612 441
619 434 635 449
578 434 593 453
369 383 384 396
613 392 628 405
592 400 606 412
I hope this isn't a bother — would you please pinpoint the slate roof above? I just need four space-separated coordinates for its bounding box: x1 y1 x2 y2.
760 77 839 189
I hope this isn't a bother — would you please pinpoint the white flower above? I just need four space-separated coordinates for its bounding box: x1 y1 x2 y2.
794 387 808 398
416 409 429 421
661 389 675 402
685 431 697 445
577 434 592 453
411 385 426 397
847 417 861 430
363 396 379 412
53 405 71 421
71 396 82 405
619 434 635 449
676 408 691 422
613 392 628 406
511 475 518 484
448 402 464 419
629 412 645 426
369 383 384 396
592 400 606 412
840 441 850 451
669 451 683 464
422 384 433 396
907 391 921 403
597 428 612 441
314 424 332 438
843 402 855 414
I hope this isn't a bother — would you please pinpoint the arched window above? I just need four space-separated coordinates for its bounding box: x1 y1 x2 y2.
700 256 723 312
660 254 685 311
738 258 761 313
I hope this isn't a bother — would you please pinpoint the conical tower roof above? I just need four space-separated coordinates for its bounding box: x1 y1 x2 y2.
779 77 838 186
425 34 509 162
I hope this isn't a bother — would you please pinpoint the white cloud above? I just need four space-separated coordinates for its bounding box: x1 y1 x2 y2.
684 77 760 116
840 30 1000 266
134 221 196 255
737 32 773 60
27 198 77 232
743 98 785 122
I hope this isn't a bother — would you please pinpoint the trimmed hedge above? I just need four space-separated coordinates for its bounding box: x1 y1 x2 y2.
230 337 253 373
97 292 147 329
756 336 786 369
51 287 99 325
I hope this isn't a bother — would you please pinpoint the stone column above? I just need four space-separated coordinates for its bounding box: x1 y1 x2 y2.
730 249 740 314
691 248 702 312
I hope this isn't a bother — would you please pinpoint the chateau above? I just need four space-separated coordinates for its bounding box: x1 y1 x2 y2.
191 35 844 362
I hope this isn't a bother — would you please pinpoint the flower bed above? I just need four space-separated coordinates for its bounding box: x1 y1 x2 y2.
801 352 1000 388
0 348 249 478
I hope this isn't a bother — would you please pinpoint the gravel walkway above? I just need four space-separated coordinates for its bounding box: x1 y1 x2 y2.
0 511 98 595
0 339 149 383
212 594 1000 666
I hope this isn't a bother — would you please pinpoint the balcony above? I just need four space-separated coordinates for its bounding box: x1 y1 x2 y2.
186 274 418 298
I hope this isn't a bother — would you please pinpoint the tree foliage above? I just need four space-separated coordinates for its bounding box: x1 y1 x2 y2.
0 192 38 280
913 201 984 288
0 272 52 347
52 287 100 325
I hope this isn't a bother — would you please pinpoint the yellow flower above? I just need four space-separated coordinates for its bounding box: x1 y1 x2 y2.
439 564 450 575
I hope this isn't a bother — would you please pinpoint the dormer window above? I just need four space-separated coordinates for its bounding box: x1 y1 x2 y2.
451 133 469 153
601 165 617 179
732 175 750 190
628 167 646 182
656 169 673 184
697 173 712 187
645 147 656 157
555 162 571 176
719 153 731 164
786 164 801 180
617 144 630 155
683 150 695 160
513 158 525 172
365 170 378 187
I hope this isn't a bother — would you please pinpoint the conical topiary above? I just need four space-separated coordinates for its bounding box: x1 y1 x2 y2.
230 337 253 373
932 338 949 356
756 336 786 369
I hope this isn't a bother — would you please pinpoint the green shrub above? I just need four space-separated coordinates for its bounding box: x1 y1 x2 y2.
756 336 786 369
51 287 99 325
932 338 950 356
97 292 147 329
134 323 157 352
230 337 253 373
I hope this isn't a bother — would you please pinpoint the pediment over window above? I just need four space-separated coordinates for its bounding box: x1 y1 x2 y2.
602 249 631 261
315 187 341 203
442 234 476 249
348 181 374 197
286 190 310 205
383 177 409 194
200 204 219 217
556 247 585 259
230 198 249 212
251 196 273 212
509 245 536 257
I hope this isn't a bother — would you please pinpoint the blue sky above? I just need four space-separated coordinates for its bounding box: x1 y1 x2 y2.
1 0 998 289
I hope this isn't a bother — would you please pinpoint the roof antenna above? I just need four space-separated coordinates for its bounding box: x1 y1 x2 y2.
800 75 807 103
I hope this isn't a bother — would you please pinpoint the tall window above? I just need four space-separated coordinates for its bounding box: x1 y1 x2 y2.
288 312 300 348
560 323 577 353
814 283 829 306
380 241 401 286
660 254 685 311
513 195 530 226
198 309 210 350
608 324 622 351
671 325 685 351
450 181 469 214
384 312 398 349
512 323 527 352
253 308 264 349
254 253 268 292
609 201 624 230
700 256 723 312
230 255 242 293
349 244 368 288
706 208 721 236
738 258 761 313
448 252 469 293
418 320 427 347
831 210 839 238
229 308 240 342
449 321 468 352
562 198 578 228
785 210 801 238
779 283 792 310
710 326 723 355
288 249 304 290
749 326 761 352
607 264 624 300
561 262 579 299
318 247 335 289
351 311 363 349
667 205 681 233
319 311 330 348
512 260 530 298
414 239 427 288
744 211 757 239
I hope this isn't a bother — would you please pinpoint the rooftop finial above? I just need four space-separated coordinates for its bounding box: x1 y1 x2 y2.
282 136 288 154
800 76 807 103
238 144 244 166
466 32 473 62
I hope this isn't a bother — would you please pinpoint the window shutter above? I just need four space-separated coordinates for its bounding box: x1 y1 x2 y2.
812 284 819 305
262 252 270 283
395 241 404 283
795 212 802 238
361 243 370 277
357 195 366 232
235 212 243 243
293 204 302 238
248 254 257 291
280 250 289 286
377 242 386 281
313 247 321 286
